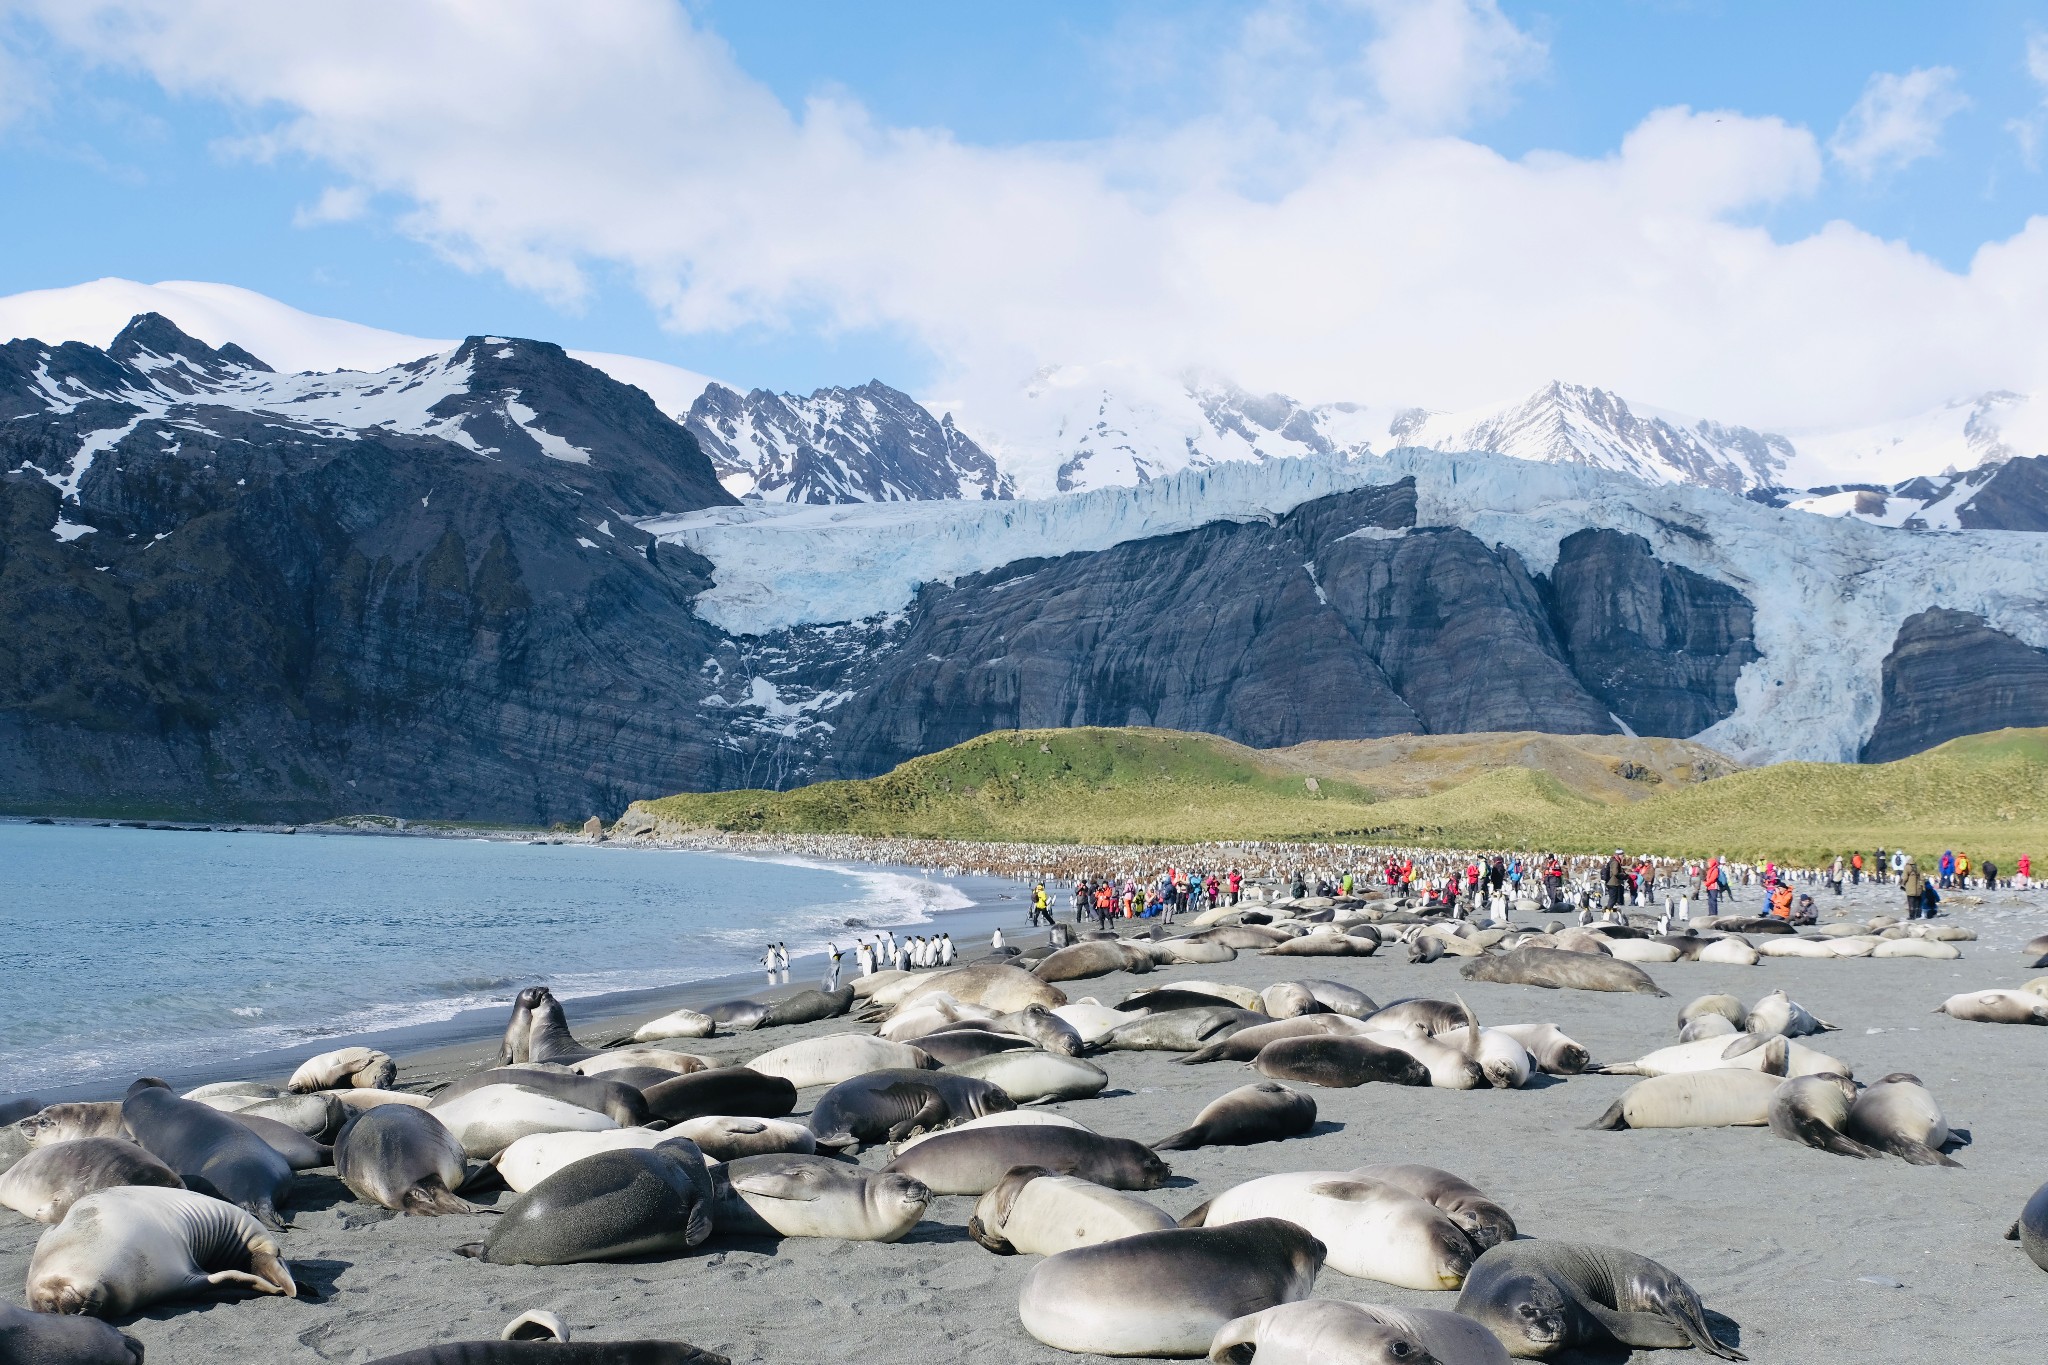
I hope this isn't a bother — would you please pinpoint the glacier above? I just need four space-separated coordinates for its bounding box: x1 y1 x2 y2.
646 447 2048 767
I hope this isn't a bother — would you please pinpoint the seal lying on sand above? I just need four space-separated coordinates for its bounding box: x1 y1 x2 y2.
1018 1219 1325 1357
1349 1164 1516 1250
458 1139 714 1265
0 1301 143 1363
711 1154 929 1242
2008 1180 2048 1272
885 1124 1169 1195
363 1312 730 1364
1455 1239 1744 1359
807 1069 1014 1150
1769 1075 1885 1159
1210 1299 1507 1365
1186 1171 1475 1290
0 1136 183 1224
1253 1035 1432 1088
335 1106 484 1215
1460 947 1666 996
27 1185 295 1317
1152 1083 1316 1151
1846 1073 1962 1167
121 1079 293 1230
968 1166 1175 1255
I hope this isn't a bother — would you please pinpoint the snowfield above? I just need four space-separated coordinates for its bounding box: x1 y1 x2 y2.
645 448 2048 766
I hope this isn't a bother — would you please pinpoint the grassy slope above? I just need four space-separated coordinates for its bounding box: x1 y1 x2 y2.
632 726 2048 863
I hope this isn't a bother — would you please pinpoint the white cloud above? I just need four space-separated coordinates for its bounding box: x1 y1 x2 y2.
10 1 2048 439
2010 32 2048 169
1356 0 1546 130
1829 66 1968 179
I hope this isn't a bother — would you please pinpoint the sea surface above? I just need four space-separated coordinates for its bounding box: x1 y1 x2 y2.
0 822 978 1095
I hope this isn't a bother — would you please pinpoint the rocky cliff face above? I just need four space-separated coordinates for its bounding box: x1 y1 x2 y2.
1861 608 2048 762
1 315 740 823
684 380 1012 503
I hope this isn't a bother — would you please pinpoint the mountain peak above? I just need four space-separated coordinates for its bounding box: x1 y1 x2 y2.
109 311 273 379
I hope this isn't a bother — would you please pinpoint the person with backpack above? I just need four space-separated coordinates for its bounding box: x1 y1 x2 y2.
1849 851 1863 885
1603 850 1627 910
1703 855 1727 917
1901 857 1925 918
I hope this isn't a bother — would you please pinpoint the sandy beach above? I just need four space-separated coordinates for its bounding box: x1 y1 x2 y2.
4 877 2046 1363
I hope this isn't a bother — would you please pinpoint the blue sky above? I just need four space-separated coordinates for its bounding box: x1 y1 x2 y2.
0 1 2044 426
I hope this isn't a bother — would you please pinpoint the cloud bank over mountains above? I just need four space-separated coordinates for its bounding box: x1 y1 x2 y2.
5 0 2048 458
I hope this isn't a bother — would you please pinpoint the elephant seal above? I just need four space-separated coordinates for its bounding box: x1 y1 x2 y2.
1181 1014 1366 1065
1680 994 1747 1030
1254 1035 1432 1088
632 1005 718 1041
1018 1219 1324 1357
1034 940 1147 982
498 986 596 1064
0 1301 143 1363
576 1046 711 1078
1596 1034 1790 1079
1588 1069 1785 1131
1769 1075 1884 1158
754 986 855 1029
430 1084 619 1159
745 1033 932 1089
1746 989 1837 1038
1210 1300 1506 1365
892 1108 1091 1154
1153 1083 1316 1150
457 1139 714 1265
1365 999 1471 1038
2007 1179 2048 1272
365 1328 727 1363
916 1031 1037 1065
711 1153 929 1241
432 1067 649 1126
121 1080 293 1229
968 1165 1175 1254
199 1090 346 1142
1409 936 1446 964
1470 1029 1535 1089
1260 983 1322 1018
943 1052 1109 1104
1935 990 2048 1025
988 1004 1085 1056
0 1137 183 1223
896 962 1068 1013
288 1046 397 1092
216 1112 333 1169
1117 986 1257 1014
1102 1007 1266 1052
491 1128 672 1193
1267 933 1376 957
1295 979 1377 1017
1489 1024 1591 1075
1358 1028 1487 1090
1349 1164 1516 1251
702 998 771 1031
1679 1014 1739 1042
19 1102 129 1148
322 1088 433 1112
1846 1073 1961 1166
1456 1239 1743 1359
807 1069 1014 1149
334 1105 482 1214
1190 1172 1474 1289
27 1185 295 1316
642 1067 798 1125
669 1116 817 1161
1462 946 1665 995
885 1124 1168 1195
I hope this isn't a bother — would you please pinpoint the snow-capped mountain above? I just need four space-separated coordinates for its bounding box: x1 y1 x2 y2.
683 380 1012 503
1785 455 2048 533
1388 382 1794 494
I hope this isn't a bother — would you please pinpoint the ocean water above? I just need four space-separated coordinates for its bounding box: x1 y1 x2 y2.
0 822 971 1095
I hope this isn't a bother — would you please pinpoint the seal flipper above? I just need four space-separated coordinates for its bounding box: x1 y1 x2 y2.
1177 1198 1213 1227
1150 1125 1205 1151
2007 1221 2022 1240
402 1175 488 1216
455 1240 488 1259
1587 1301 1746 1361
1882 1136 1964 1168
1783 1115 1884 1159
1585 1099 1630 1130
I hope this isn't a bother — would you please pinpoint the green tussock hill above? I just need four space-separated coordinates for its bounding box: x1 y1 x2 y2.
628 725 2048 863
